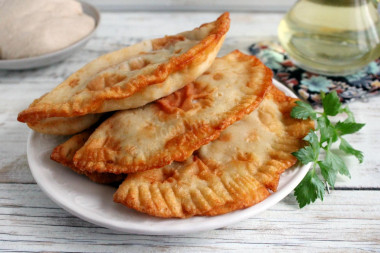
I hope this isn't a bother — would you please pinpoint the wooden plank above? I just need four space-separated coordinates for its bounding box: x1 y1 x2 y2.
84 0 296 12
0 184 379 252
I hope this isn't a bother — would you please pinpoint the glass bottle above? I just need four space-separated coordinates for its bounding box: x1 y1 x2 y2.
278 0 380 76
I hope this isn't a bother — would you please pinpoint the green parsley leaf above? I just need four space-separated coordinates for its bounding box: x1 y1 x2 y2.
339 137 364 163
335 121 365 136
340 107 355 123
303 130 319 155
292 146 315 165
317 116 337 143
294 169 325 208
322 91 341 116
291 101 317 120
318 160 337 187
325 150 350 178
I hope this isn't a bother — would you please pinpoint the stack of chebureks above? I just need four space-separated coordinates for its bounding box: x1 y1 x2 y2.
18 13 314 218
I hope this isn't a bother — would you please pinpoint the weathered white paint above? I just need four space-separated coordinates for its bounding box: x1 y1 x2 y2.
0 184 379 252
84 0 297 12
0 12 379 252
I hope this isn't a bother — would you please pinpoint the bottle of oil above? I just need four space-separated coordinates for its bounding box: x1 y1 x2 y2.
278 0 380 76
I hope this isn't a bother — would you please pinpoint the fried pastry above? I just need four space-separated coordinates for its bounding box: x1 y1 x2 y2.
27 114 102 135
22 92 102 135
51 129 126 184
73 51 273 174
17 12 230 123
113 87 314 218
199 87 314 215
113 156 269 218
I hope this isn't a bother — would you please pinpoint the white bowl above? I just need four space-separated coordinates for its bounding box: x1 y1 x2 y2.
0 1 100 70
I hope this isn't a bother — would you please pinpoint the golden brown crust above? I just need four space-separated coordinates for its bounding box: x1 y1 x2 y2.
113 156 268 218
113 87 314 218
27 114 102 135
17 12 230 122
72 51 273 174
50 130 126 184
156 81 215 113
199 87 314 216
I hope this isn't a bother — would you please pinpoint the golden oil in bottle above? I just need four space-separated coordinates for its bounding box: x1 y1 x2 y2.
278 0 380 76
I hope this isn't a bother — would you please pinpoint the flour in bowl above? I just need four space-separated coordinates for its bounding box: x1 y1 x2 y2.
0 0 95 59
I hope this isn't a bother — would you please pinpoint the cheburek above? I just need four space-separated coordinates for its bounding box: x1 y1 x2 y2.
17 12 230 123
113 87 314 218
73 50 273 174
23 92 102 135
51 129 126 184
27 114 101 135
199 87 314 216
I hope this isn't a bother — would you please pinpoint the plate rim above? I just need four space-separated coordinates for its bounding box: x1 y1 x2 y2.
27 79 310 235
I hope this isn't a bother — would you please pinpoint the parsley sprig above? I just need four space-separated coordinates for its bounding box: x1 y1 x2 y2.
291 91 365 208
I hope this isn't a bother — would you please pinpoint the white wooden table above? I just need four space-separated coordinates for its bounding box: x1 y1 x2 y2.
1 12 379 252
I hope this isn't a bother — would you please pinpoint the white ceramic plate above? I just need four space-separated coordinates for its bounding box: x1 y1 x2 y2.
27 79 310 235
0 1 100 70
